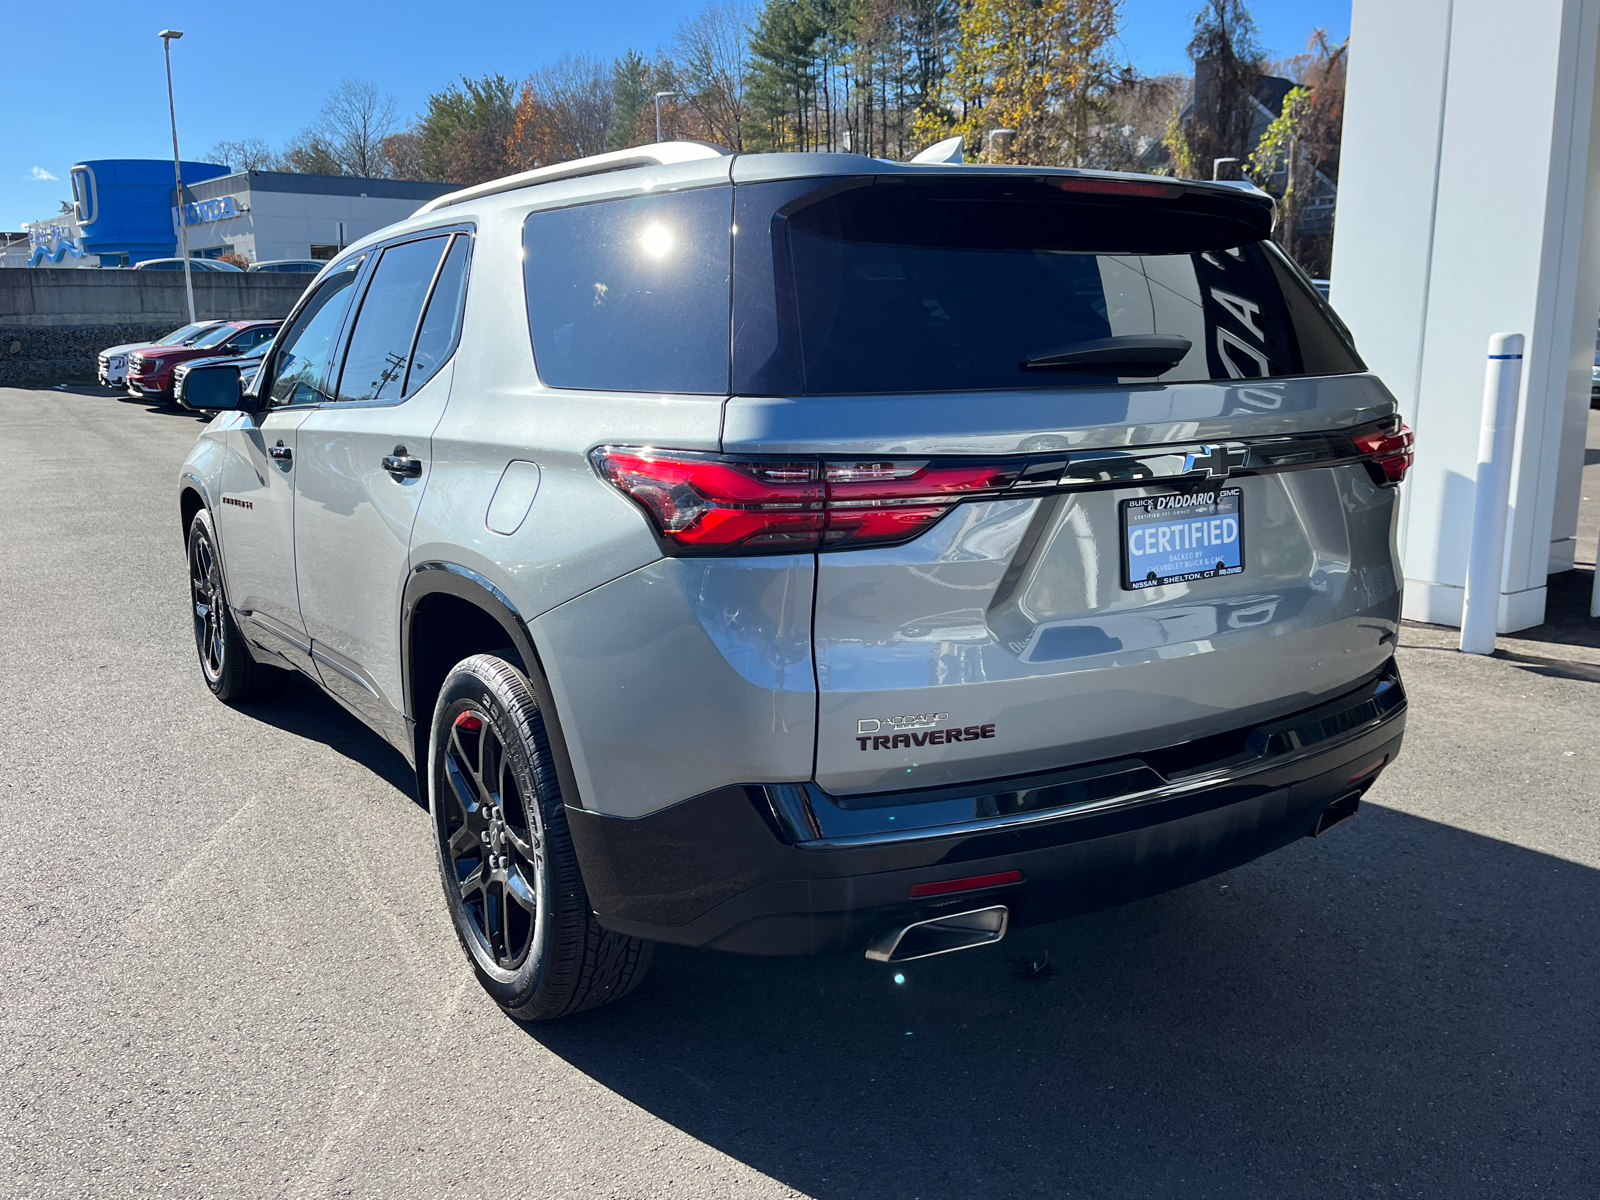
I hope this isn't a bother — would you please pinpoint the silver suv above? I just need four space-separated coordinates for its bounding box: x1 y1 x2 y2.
177 143 1411 1019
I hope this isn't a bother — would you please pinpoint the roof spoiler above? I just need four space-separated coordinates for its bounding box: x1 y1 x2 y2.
415 141 734 214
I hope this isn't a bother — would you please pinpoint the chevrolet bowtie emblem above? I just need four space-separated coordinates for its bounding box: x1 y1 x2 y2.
1183 444 1245 479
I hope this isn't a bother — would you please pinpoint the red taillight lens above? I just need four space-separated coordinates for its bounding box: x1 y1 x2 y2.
1352 420 1414 485
591 450 823 549
592 448 1020 553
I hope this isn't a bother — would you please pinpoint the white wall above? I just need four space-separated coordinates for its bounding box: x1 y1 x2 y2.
181 191 424 263
249 192 423 262
1332 0 1600 630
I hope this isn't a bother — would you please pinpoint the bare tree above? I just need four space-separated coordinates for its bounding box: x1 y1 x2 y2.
283 79 400 177
506 56 614 170
207 138 281 171
673 1 754 150
322 79 399 176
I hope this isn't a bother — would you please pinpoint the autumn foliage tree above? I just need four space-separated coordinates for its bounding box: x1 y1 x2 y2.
914 0 1121 165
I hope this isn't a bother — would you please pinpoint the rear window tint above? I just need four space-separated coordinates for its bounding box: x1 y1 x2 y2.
523 188 731 394
732 176 1363 395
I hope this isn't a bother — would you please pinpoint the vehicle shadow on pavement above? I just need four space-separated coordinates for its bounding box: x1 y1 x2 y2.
235 669 420 804
527 805 1600 1199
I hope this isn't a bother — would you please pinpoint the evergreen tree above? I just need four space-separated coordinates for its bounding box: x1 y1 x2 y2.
416 75 519 185
747 0 826 150
609 50 650 149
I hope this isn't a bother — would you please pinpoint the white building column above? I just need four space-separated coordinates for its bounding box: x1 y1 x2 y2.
1332 0 1600 630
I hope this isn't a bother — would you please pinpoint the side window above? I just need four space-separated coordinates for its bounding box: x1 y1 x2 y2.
230 327 272 352
523 187 731 394
404 234 470 397
335 236 448 403
269 258 365 406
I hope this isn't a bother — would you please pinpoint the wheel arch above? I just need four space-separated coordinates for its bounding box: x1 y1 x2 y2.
402 562 586 810
178 475 209 542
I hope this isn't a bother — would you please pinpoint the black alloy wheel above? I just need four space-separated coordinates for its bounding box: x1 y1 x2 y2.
429 655 652 1019
186 508 273 703
439 707 545 974
189 524 225 685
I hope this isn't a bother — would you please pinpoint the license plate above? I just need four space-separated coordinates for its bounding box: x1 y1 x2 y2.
1122 488 1244 590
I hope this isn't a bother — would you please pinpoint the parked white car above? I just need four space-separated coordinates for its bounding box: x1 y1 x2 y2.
132 258 244 272
97 321 224 387
247 259 327 274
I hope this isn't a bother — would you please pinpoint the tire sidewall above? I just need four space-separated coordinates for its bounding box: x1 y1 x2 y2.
428 658 557 1007
186 508 228 694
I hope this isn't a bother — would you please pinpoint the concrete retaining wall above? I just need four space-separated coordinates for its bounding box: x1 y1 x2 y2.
0 270 314 387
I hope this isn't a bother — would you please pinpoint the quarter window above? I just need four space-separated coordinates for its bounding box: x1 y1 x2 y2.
336 235 450 403
269 257 365 406
522 187 731 394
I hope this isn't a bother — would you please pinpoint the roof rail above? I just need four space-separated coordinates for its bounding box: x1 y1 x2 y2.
415 141 733 214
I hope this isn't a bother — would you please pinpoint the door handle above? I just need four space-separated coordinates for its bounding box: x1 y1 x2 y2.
268 441 292 464
382 451 423 478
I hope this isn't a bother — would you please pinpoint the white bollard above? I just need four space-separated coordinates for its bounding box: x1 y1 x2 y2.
1587 524 1600 620
1460 332 1525 655
1592 527 1600 618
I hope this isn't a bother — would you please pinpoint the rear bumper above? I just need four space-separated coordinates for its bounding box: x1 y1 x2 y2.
570 662 1407 956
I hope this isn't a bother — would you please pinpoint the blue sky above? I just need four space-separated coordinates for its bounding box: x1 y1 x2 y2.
2 0 1349 230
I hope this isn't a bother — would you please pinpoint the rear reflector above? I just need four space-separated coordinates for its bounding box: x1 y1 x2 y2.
1347 755 1388 784
592 446 1020 553
909 870 1023 899
1352 420 1414 485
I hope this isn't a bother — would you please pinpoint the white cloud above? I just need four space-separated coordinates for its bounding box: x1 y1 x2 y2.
31 167 58 181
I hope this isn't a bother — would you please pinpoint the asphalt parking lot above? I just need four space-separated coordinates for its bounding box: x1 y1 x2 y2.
2 385 1597 1199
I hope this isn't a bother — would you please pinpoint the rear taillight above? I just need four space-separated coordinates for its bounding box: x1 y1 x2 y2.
592 447 1020 553
1352 420 1414 485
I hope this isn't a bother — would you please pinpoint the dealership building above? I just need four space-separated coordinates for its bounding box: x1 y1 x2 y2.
19 158 454 268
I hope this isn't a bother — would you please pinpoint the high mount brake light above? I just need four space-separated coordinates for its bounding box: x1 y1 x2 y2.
1052 177 1177 199
592 448 1021 553
1352 420 1414 485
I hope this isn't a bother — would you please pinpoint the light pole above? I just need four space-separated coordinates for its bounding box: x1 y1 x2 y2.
986 128 1015 164
654 91 679 143
159 29 195 324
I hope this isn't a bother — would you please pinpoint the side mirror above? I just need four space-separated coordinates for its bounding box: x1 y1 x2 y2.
181 363 244 411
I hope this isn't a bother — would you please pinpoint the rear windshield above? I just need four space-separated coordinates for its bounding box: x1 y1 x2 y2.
518 175 1362 397
732 176 1363 395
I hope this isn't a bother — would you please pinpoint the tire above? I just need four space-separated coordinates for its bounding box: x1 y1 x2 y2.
428 654 652 1020
186 508 274 703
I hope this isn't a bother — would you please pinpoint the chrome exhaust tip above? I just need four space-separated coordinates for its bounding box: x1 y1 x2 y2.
864 905 1009 963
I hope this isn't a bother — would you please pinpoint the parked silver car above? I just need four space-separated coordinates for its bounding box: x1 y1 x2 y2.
98 321 223 387
177 143 1412 1019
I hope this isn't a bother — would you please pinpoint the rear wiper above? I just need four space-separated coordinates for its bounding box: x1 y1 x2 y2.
1019 334 1193 376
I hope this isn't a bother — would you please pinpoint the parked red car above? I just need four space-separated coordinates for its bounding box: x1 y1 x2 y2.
126 321 280 400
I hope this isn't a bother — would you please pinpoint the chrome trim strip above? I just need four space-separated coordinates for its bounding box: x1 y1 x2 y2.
794 701 1406 851
244 610 311 654
310 645 383 700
